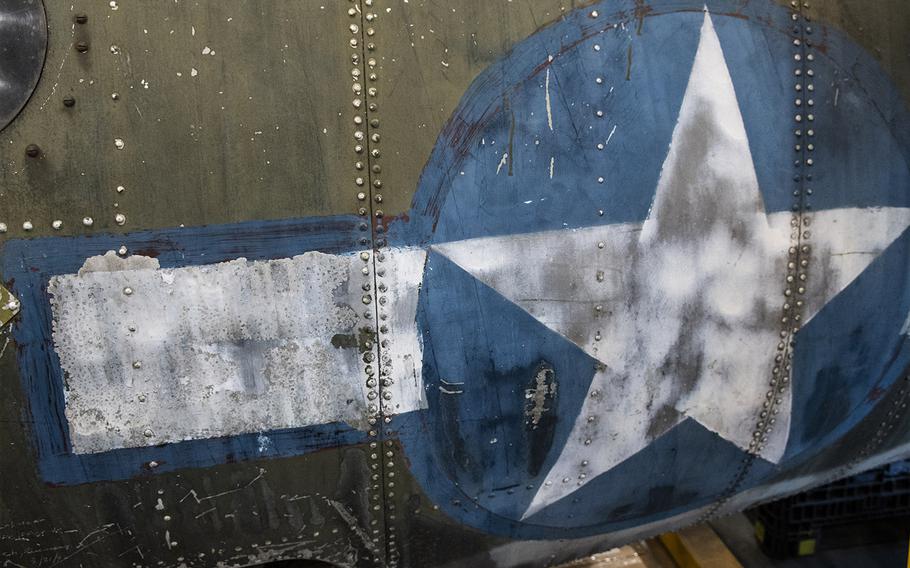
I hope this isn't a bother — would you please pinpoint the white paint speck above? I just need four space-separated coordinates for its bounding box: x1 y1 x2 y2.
496 152 509 175
545 68 553 131
606 125 617 146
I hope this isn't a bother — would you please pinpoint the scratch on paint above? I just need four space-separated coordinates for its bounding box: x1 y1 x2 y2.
626 45 633 81
0 336 9 360
549 156 555 179
179 468 266 504
496 153 509 175
440 378 464 394
545 64 554 131
117 545 144 559
606 125 617 146
194 506 217 519
49 523 120 567
834 87 840 107
39 19 76 111
326 499 373 552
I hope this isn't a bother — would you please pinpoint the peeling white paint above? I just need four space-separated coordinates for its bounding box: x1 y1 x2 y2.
50 248 427 454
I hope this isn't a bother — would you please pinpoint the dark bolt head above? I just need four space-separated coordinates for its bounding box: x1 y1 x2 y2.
75 13 88 24
75 42 89 53
63 96 76 108
370 118 380 128
25 144 41 158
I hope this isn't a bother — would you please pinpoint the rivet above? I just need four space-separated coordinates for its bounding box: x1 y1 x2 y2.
115 213 126 226
123 287 134 296
82 216 94 227
133 360 142 369
52 220 63 230
22 221 33 231
75 13 88 24
76 42 89 53
25 144 41 158
0 223 7 233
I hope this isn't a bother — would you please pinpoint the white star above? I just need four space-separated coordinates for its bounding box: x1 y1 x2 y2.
433 11 910 519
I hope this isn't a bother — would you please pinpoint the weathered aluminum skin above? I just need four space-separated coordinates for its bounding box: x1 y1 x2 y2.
1 1 910 567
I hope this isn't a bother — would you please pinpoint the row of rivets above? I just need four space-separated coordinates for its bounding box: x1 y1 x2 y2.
696 2 816 524
350 0 390 565
357 0 400 564
747 0 816 458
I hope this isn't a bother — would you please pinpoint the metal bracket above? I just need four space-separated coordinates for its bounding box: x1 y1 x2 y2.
0 284 20 328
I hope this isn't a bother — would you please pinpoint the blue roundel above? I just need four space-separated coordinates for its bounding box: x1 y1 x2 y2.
393 0 910 539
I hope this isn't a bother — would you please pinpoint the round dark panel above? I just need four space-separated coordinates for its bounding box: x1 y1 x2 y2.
0 0 47 131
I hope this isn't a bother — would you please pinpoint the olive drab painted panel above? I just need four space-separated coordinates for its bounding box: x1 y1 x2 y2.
2 1 910 568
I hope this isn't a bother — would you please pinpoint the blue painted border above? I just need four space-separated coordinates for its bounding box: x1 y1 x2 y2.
0 215 370 485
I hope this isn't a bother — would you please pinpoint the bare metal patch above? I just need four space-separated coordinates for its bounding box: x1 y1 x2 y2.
525 363 556 428
49 248 427 454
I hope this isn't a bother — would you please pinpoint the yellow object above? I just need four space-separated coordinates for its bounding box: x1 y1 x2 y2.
754 520 766 543
797 539 817 556
659 525 743 568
